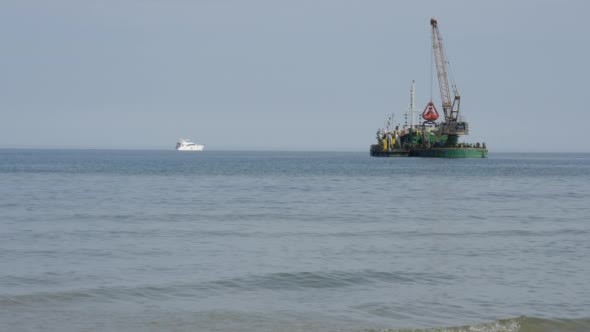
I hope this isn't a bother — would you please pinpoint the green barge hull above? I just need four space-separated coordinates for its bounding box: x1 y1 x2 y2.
409 147 487 158
370 147 487 158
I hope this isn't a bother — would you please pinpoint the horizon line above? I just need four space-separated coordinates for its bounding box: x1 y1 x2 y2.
1 146 589 154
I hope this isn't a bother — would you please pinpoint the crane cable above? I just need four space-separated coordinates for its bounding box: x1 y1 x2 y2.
439 32 458 98
430 30 434 102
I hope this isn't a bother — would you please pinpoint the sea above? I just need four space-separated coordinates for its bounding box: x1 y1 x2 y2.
1 149 589 332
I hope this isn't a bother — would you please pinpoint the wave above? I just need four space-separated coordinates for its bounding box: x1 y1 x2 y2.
366 316 590 332
0 269 452 305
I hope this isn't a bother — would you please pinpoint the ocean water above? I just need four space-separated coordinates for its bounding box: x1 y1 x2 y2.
1 149 589 332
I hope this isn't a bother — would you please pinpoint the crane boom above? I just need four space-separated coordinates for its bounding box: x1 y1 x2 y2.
430 18 467 135
431 18 452 119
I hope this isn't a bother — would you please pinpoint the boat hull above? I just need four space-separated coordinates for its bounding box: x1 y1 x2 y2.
176 145 204 151
369 150 409 157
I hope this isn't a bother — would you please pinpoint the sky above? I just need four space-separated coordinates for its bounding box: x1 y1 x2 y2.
1 0 589 152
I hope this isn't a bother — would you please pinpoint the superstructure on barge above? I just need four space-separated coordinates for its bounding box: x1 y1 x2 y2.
370 18 487 158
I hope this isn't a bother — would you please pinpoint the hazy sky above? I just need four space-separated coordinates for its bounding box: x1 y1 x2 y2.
1 0 588 151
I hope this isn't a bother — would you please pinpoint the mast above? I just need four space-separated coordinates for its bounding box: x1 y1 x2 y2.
409 80 416 128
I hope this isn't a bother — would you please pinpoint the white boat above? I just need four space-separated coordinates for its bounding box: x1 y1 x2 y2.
175 138 204 151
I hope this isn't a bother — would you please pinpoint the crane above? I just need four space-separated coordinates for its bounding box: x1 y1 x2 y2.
430 18 468 136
